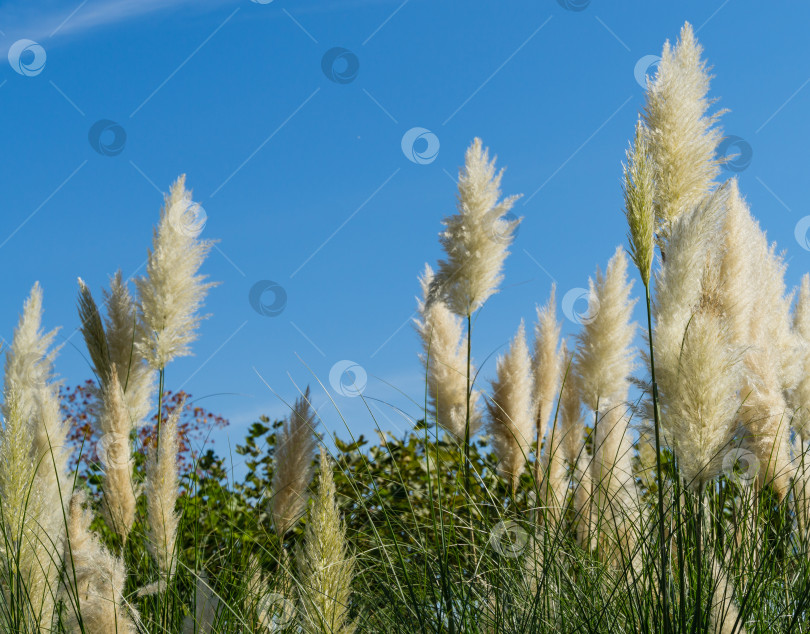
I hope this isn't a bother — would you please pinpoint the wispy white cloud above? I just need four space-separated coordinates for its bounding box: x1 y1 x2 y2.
0 0 232 41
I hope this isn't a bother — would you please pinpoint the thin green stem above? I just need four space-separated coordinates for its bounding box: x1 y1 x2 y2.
693 490 704 634
464 313 472 498
645 283 670 633
156 366 165 452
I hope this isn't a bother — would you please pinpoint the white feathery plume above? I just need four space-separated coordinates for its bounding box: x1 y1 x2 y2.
717 192 797 497
792 274 810 440
297 447 355 634
0 393 44 622
431 137 521 317
539 340 569 527
793 437 810 540
575 247 637 414
104 271 154 427
636 431 659 492
415 264 482 439
182 573 219 634
643 22 724 243
708 554 746 634
487 322 534 492
531 285 563 468
591 403 635 507
135 175 215 370
717 181 756 349
61 491 137 634
558 345 584 470
573 454 595 550
270 387 318 537
144 402 182 585
653 185 728 358
653 186 741 489
623 120 656 288
0 284 70 628
740 235 795 497
97 367 137 543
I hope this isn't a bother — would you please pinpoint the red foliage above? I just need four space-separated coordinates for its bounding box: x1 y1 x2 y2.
62 381 228 475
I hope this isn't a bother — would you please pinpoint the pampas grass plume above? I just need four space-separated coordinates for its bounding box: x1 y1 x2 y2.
431 138 521 317
415 264 481 439
135 175 215 370
62 491 137 634
270 387 318 537
487 321 534 492
297 446 355 634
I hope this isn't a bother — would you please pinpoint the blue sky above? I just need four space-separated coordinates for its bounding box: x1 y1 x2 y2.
1 0 809 468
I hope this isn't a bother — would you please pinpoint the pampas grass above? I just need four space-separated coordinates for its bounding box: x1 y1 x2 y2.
0 284 70 629
270 387 318 537
487 321 534 493
575 247 637 415
644 21 724 243
103 271 154 428
531 285 562 481
2 19 810 634
416 264 481 440
135 175 215 371
144 402 182 586
97 368 136 543
297 447 355 634
430 138 521 318
61 491 137 634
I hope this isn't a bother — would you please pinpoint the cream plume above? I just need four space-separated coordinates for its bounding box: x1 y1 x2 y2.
575 247 637 412
104 271 154 427
539 340 569 527
145 403 182 584
297 447 355 634
623 121 656 287
135 175 215 369
1 284 70 628
415 264 481 439
62 491 137 634
182 573 219 634
531 285 563 464
643 22 724 242
654 187 741 488
487 321 534 492
792 274 810 440
98 367 137 542
558 344 584 469
270 387 318 537
431 138 521 317
708 554 746 634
